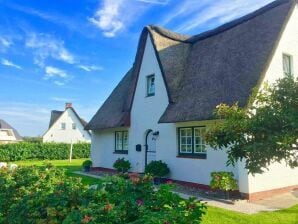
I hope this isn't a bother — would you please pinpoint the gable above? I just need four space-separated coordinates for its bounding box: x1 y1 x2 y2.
262 3 298 84
130 34 169 124
44 108 90 137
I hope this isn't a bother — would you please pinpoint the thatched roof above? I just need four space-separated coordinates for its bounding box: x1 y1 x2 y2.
0 119 22 140
48 108 88 129
86 0 296 130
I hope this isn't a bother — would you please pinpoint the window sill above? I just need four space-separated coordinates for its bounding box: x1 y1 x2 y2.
114 150 128 155
177 154 207 160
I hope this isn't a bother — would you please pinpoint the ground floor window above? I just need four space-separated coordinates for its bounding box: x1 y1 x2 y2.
115 131 128 154
178 126 207 159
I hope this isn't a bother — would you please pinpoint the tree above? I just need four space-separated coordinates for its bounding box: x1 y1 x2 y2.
206 76 298 174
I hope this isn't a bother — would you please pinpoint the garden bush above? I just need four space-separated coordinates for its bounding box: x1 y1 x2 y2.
210 172 238 192
145 160 170 178
0 165 206 223
113 158 131 173
0 142 90 161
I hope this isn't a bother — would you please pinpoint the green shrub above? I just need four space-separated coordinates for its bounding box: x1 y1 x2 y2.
113 158 131 173
210 171 238 192
145 160 170 178
0 166 206 223
82 159 92 168
0 142 90 161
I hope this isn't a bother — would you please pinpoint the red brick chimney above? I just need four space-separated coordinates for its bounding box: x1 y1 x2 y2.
65 102 72 110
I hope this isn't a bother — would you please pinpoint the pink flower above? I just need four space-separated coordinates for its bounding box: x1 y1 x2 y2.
166 180 173 184
136 199 143 206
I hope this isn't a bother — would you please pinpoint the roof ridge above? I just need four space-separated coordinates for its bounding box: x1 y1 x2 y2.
149 0 294 44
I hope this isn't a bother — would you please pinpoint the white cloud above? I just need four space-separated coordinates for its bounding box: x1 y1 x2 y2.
162 0 274 33
45 66 68 78
137 0 170 5
89 0 125 37
53 81 65 86
0 37 12 48
25 33 75 66
51 97 74 102
1 58 22 69
89 0 164 37
78 65 103 72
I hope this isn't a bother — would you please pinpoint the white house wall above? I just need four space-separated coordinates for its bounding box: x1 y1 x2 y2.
43 109 91 143
247 4 298 193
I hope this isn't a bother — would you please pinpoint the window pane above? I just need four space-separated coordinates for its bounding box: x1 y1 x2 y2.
283 54 292 76
123 131 128 150
147 75 155 95
116 132 122 150
61 123 66 130
180 128 192 153
72 123 76 130
194 127 207 154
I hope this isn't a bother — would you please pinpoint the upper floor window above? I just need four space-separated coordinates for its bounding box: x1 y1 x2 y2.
115 131 129 154
61 123 66 130
72 123 76 130
146 74 155 96
283 54 293 76
178 126 207 159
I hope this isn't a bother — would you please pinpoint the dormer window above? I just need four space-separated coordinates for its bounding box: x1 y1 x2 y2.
61 123 66 130
283 54 293 76
146 74 155 96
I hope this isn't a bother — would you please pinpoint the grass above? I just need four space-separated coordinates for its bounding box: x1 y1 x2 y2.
15 159 298 224
15 159 100 185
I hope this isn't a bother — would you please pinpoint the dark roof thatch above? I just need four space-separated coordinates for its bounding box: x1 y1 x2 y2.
86 0 296 130
48 108 89 130
0 119 22 140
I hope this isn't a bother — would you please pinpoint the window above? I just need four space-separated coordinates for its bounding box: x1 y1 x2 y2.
283 54 293 76
115 131 129 153
178 126 207 158
72 123 76 130
147 74 155 96
61 123 66 130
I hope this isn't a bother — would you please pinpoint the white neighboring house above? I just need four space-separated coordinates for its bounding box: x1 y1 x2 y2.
43 103 91 143
0 119 22 144
86 0 298 201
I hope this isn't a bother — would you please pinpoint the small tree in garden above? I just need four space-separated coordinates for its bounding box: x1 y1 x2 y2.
113 158 131 173
206 76 298 174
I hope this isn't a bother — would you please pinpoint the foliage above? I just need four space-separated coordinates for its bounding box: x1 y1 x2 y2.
210 172 238 192
82 159 92 168
145 160 170 178
0 142 90 161
22 136 43 143
113 158 131 173
0 165 206 224
206 76 298 174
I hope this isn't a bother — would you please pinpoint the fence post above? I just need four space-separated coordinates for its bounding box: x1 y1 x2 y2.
69 141 73 163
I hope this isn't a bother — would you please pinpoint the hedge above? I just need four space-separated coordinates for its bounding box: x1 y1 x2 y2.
0 142 90 161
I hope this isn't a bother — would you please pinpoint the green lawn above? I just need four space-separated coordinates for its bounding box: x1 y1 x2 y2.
15 159 298 224
15 159 100 185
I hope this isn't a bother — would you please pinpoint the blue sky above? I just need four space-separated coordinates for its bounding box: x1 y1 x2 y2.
0 0 274 136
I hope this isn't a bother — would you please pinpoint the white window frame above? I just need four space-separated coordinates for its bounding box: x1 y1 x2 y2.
178 126 207 158
283 53 293 77
146 74 155 96
115 131 129 153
